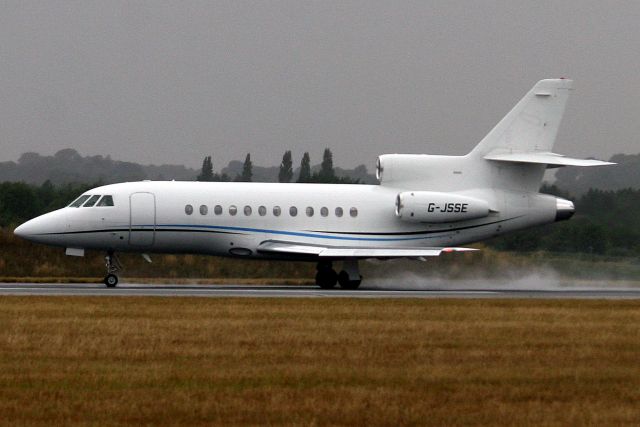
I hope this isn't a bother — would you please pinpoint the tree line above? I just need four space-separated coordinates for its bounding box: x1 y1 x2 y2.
196 148 357 184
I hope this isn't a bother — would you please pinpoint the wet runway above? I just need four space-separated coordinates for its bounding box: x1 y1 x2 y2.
1 283 640 299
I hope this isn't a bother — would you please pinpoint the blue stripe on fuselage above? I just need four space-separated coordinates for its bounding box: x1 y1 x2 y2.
150 223 443 242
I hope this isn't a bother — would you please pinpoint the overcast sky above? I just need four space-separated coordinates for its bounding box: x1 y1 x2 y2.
1 1 639 169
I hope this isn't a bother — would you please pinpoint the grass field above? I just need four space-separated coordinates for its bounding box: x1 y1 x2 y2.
1 297 640 426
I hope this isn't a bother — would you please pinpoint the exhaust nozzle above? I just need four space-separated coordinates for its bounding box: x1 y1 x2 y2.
555 198 575 221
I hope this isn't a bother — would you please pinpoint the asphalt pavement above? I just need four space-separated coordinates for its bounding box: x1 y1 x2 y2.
1 283 640 299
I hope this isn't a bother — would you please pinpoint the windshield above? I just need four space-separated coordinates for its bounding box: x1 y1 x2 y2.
68 194 116 208
82 195 101 207
68 195 91 208
96 195 114 207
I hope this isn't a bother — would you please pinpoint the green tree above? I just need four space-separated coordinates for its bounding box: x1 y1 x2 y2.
576 222 607 254
238 153 253 182
278 150 293 183
539 183 571 199
197 156 214 181
216 172 231 182
318 148 335 182
297 152 311 183
0 182 41 227
38 179 56 208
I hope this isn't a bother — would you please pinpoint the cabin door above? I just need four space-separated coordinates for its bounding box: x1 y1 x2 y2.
129 192 156 246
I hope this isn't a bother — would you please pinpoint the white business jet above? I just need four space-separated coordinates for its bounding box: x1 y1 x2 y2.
14 79 613 288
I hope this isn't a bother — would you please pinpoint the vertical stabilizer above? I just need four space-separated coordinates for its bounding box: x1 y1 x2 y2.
470 79 573 157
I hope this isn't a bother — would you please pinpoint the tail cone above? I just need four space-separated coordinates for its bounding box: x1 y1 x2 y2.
555 198 575 221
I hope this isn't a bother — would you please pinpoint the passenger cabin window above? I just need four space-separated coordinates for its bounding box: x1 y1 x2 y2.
200 205 208 215
350 207 358 217
96 195 114 207
244 206 252 216
306 207 314 217
82 195 101 207
185 204 194 215
289 206 298 217
320 207 328 217
68 195 91 208
273 206 281 217
229 205 237 216
335 207 343 217
258 206 266 216
214 205 223 215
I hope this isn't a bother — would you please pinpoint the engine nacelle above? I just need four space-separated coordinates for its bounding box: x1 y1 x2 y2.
395 191 490 223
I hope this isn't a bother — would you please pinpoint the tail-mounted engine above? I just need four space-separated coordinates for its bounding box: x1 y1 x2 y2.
395 191 491 223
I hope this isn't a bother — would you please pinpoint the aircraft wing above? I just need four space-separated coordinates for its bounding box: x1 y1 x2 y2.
257 240 477 259
484 150 615 168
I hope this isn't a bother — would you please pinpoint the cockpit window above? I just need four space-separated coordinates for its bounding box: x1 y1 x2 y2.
82 195 101 207
68 195 91 208
96 195 114 207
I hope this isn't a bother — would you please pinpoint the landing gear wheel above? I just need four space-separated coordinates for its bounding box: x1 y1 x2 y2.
338 270 362 290
104 274 118 288
316 262 338 289
316 269 338 289
104 250 123 288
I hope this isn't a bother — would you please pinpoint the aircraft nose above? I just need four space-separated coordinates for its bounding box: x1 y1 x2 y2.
14 219 37 240
13 210 67 243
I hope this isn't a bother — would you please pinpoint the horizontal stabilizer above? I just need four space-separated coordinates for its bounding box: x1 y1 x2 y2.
257 240 477 259
484 150 615 168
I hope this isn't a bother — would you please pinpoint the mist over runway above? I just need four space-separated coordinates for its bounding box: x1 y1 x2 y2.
1 283 640 300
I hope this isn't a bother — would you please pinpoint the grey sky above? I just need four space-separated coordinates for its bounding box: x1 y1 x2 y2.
1 1 639 170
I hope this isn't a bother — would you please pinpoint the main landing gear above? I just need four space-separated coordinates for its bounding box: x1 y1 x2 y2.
315 260 362 290
104 250 122 288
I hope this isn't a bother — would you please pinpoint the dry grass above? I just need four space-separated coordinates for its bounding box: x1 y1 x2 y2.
1 297 639 426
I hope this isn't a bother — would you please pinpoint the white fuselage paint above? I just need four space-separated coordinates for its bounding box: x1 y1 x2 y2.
17 180 557 260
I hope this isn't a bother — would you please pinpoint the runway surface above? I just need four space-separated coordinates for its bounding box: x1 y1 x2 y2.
1 283 640 299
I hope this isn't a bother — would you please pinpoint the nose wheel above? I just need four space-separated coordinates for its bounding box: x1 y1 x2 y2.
104 273 118 288
104 251 122 288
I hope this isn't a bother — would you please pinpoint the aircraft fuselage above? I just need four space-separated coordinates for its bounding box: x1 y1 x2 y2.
14 180 559 261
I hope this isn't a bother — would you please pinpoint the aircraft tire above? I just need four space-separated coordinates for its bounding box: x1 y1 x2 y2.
338 270 362 290
104 274 119 288
316 269 338 289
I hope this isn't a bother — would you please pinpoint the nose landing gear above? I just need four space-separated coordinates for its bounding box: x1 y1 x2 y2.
104 273 118 288
104 251 122 288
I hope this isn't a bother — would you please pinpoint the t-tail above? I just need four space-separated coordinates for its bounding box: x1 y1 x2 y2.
470 78 614 193
378 78 614 228
378 78 613 191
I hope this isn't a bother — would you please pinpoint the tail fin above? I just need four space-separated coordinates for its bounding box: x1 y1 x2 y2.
470 79 573 158
377 79 611 194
